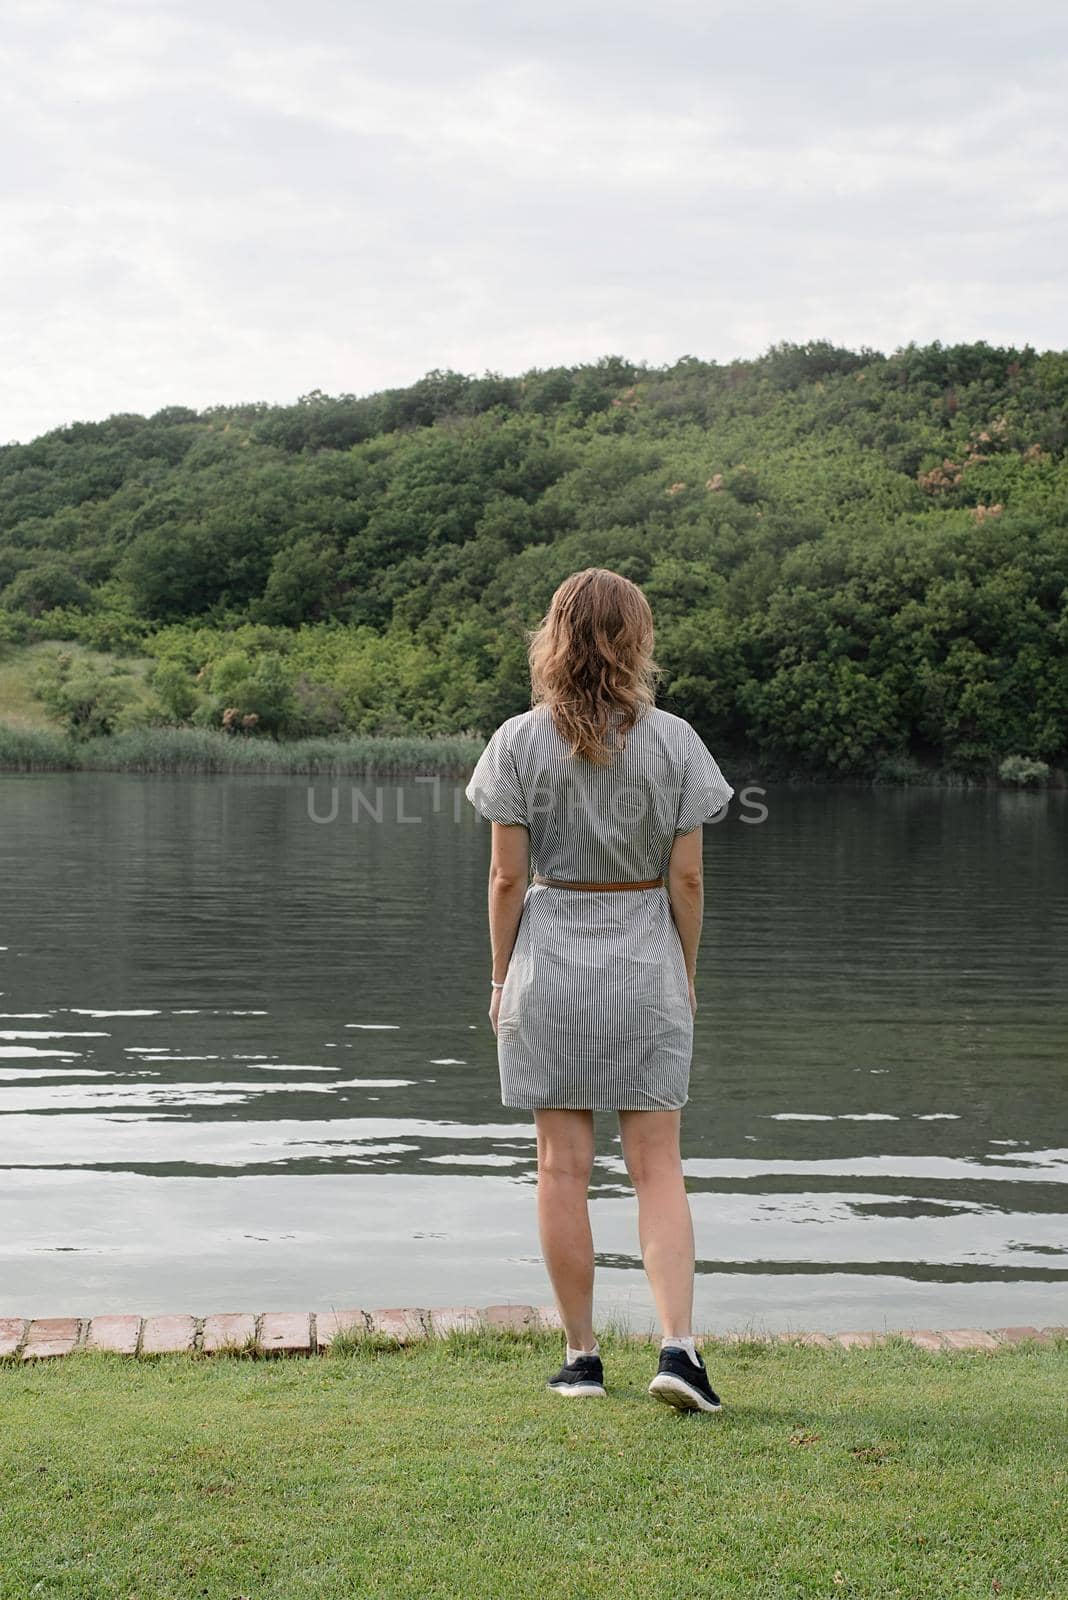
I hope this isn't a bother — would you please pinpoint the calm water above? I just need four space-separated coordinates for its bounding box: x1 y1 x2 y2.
1 770 1065 1333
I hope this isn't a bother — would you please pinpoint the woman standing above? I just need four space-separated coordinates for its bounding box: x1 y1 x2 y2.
465 568 734 1412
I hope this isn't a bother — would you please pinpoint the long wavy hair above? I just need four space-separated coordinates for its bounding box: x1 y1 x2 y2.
527 568 662 765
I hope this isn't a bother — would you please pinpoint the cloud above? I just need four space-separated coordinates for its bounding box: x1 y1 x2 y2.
1 0 1066 441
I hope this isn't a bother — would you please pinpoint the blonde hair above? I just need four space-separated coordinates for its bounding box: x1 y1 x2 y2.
526 568 661 765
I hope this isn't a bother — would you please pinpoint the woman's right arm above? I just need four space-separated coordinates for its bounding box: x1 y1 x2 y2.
486 820 530 1034
666 826 704 1016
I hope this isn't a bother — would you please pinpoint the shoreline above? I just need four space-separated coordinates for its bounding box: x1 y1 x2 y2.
1 722 1064 789
3 1306 1064 1360
0 723 485 778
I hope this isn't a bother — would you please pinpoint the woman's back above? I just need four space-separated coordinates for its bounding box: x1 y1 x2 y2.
466 703 734 880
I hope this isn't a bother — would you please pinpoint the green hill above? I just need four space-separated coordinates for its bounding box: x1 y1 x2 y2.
1 340 1065 780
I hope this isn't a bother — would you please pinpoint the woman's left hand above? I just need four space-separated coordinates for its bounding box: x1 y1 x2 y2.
489 987 502 1035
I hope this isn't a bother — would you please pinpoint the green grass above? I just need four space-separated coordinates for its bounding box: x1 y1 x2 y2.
1 1330 1065 1599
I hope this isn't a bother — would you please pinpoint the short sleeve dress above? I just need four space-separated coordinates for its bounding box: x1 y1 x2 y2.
464 704 734 1111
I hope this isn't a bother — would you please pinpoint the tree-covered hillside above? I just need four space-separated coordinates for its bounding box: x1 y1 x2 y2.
1 340 1066 779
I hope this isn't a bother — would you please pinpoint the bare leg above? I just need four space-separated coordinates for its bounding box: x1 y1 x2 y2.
617 1109 694 1337
533 1109 596 1350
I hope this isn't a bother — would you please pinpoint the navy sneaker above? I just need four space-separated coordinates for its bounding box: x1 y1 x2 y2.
648 1345 722 1413
546 1351 606 1398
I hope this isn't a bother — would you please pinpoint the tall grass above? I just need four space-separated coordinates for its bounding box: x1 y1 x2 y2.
0 724 77 771
6 722 1060 788
0 724 484 777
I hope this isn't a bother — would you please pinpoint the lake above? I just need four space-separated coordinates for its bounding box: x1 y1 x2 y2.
1 769 1065 1334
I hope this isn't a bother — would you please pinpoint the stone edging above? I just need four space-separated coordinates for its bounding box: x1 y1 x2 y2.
1 1307 1065 1361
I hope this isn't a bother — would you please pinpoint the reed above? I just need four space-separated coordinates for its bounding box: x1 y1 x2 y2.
0 724 77 771
0 723 484 777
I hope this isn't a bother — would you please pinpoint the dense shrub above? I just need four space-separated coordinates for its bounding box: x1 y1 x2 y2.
998 754 1051 786
30 649 136 738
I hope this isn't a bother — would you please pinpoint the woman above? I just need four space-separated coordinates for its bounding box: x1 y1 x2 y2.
465 567 734 1413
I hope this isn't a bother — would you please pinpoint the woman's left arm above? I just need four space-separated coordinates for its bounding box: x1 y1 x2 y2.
487 821 530 1033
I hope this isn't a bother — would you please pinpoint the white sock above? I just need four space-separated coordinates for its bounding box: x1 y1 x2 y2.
566 1339 599 1364
661 1335 701 1367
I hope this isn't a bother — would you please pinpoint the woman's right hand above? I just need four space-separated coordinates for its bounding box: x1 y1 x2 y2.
688 976 697 1019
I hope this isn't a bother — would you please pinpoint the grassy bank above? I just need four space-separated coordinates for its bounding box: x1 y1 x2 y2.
0 722 484 776
1 1329 1065 1599
1 641 1062 786
0 642 482 776
0 639 157 729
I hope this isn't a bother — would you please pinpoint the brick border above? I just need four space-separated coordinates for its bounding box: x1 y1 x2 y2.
1 1309 1065 1361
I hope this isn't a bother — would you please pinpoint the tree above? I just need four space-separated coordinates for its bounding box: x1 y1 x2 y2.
149 659 198 722
3 562 93 618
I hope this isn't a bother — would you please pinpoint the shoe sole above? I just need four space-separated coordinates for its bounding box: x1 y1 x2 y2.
547 1381 607 1397
648 1373 722 1413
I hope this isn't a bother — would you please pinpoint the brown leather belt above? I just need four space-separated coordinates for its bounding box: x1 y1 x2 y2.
531 873 664 891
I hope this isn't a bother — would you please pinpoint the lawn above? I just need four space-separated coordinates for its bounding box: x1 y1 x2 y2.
1 1329 1064 1599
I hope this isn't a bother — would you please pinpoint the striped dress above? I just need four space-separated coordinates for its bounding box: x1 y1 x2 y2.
465 703 734 1111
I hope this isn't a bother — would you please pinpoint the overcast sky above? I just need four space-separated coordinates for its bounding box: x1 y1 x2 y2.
2 0 1066 442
